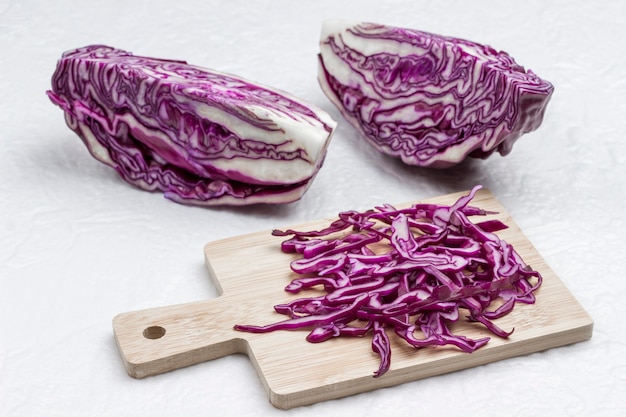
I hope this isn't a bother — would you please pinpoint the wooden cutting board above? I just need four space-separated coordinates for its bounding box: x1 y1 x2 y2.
113 189 593 409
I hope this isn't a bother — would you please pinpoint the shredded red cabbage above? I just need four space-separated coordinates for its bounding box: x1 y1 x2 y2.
234 185 542 377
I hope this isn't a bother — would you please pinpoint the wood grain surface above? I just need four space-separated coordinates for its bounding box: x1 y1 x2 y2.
113 189 593 409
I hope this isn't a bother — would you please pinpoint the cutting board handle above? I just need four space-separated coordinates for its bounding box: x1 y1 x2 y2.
113 296 245 378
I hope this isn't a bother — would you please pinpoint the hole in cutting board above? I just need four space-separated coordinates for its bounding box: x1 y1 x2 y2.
143 326 166 339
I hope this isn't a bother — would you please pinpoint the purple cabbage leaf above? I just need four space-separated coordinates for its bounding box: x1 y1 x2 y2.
47 45 337 206
317 21 554 168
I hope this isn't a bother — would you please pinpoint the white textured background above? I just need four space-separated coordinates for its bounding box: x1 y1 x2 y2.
1 0 625 415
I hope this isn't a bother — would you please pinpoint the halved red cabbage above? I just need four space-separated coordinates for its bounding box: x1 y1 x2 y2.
234 186 542 377
47 45 337 205
318 21 554 168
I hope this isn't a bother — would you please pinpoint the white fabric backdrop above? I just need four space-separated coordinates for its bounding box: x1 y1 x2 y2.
1 0 624 415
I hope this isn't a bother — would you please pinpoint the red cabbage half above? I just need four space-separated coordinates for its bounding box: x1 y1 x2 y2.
234 186 542 377
318 21 554 168
47 45 337 205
